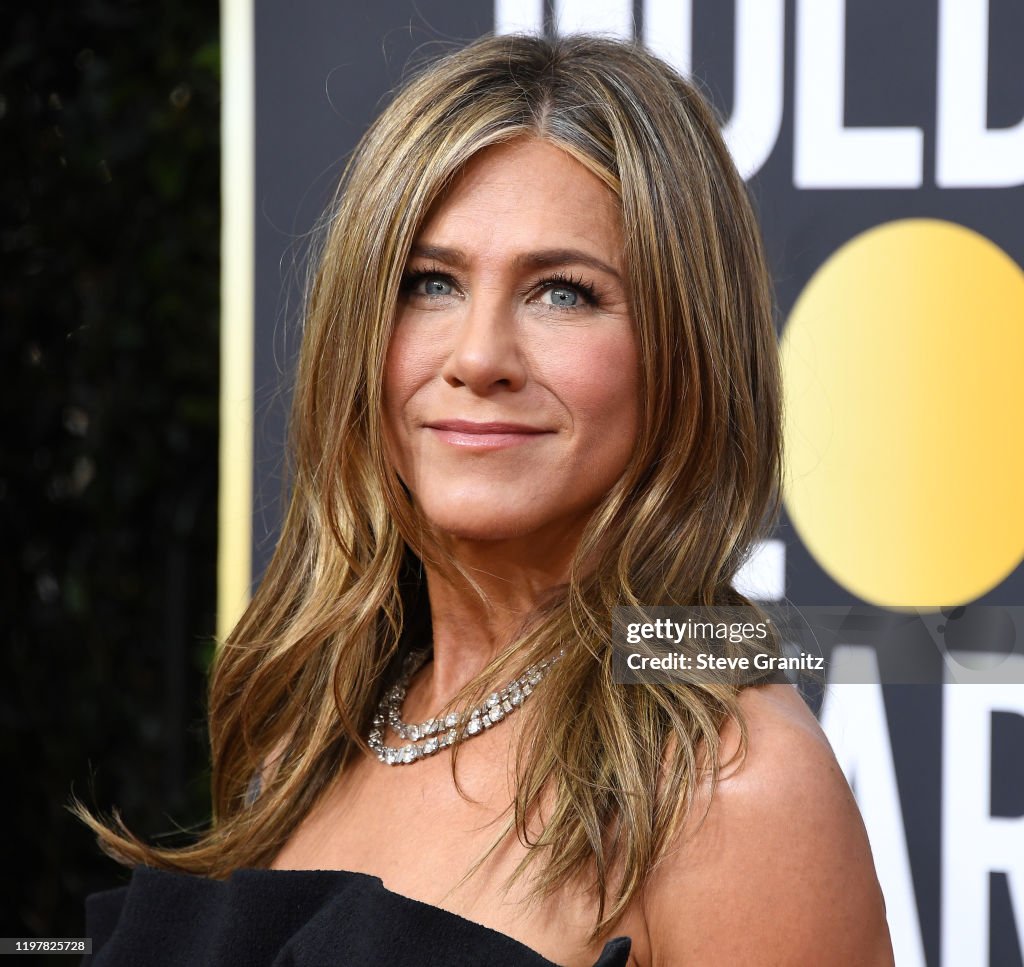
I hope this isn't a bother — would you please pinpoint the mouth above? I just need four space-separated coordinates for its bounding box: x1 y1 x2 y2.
423 419 554 450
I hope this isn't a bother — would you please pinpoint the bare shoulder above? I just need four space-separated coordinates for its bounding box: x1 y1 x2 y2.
642 684 894 967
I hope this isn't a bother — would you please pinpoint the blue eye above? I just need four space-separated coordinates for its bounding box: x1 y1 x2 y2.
401 265 457 299
537 273 598 309
409 274 453 297
544 287 579 307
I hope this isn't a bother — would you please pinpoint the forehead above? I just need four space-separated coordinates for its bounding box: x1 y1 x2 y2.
415 139 623 259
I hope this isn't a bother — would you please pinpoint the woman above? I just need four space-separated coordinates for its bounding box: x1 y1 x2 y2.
76 32 894 966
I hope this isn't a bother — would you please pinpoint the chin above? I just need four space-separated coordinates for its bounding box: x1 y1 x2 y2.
416 492 599 549
427 513 538 543
415 495 548 544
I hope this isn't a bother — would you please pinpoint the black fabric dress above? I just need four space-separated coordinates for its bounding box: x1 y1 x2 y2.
82 866 632 966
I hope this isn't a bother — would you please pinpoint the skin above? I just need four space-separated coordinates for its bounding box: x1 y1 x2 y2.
642 685 895 965
273 138 895 965
383 137 639 708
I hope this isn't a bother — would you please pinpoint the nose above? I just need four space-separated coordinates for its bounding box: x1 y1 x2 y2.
441 292 527 393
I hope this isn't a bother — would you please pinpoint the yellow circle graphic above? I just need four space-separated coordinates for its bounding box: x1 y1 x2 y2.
780 218 1024 608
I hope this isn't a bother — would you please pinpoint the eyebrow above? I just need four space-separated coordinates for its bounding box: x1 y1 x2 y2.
408 243 623 281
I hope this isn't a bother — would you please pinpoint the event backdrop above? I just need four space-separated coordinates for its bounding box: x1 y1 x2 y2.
224 2 1024 964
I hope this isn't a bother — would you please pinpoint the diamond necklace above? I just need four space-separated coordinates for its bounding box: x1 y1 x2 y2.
368 645 566 765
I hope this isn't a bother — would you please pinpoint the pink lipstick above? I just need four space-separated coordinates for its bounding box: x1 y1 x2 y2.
424 419 552 450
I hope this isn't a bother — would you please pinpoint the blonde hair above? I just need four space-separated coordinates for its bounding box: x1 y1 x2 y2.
73 32 783 943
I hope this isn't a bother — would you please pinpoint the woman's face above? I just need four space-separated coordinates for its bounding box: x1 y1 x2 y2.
383 138 639 548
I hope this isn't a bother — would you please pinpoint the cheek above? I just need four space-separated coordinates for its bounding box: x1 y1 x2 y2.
382 332 421 472
383 327 430 426
552 331 640 436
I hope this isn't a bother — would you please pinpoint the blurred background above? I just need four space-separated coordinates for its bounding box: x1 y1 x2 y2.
3 0 219 950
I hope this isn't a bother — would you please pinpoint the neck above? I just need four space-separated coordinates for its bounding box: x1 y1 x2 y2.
401 525 582 718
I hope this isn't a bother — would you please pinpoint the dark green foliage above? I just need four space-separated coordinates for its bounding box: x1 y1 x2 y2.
1 1 220 947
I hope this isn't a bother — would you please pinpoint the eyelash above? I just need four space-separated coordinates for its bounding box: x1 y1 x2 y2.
400 264 601 309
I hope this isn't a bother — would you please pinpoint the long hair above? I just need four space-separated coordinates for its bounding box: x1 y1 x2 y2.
73 32 784 942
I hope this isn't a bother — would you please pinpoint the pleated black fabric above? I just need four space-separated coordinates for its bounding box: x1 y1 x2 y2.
82 866 632 967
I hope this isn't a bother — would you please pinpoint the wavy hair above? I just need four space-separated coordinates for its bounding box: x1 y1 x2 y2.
73 32 784 943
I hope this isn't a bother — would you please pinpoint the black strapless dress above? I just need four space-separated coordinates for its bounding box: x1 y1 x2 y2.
82 866 632 966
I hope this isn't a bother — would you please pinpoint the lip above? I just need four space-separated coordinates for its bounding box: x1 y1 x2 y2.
423 419 553 449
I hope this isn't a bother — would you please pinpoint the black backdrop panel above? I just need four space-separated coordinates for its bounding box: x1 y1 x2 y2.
252 4 1024 963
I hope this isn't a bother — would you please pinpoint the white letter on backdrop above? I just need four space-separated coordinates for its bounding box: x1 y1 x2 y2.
643 0 693 78
553 0 632 38
494 0 543 34
942 660 1024 965
644 0 783 181
795 0 923 187
819 648 926 967
937 0 1024 187
721 0 784 181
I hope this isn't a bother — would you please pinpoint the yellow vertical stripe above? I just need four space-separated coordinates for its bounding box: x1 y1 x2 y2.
217 0 254 643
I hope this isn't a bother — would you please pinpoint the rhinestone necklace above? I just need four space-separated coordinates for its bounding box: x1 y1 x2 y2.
368 645 566 765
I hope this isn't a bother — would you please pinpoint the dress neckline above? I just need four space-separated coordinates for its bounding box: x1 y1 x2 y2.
121 864 632 967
